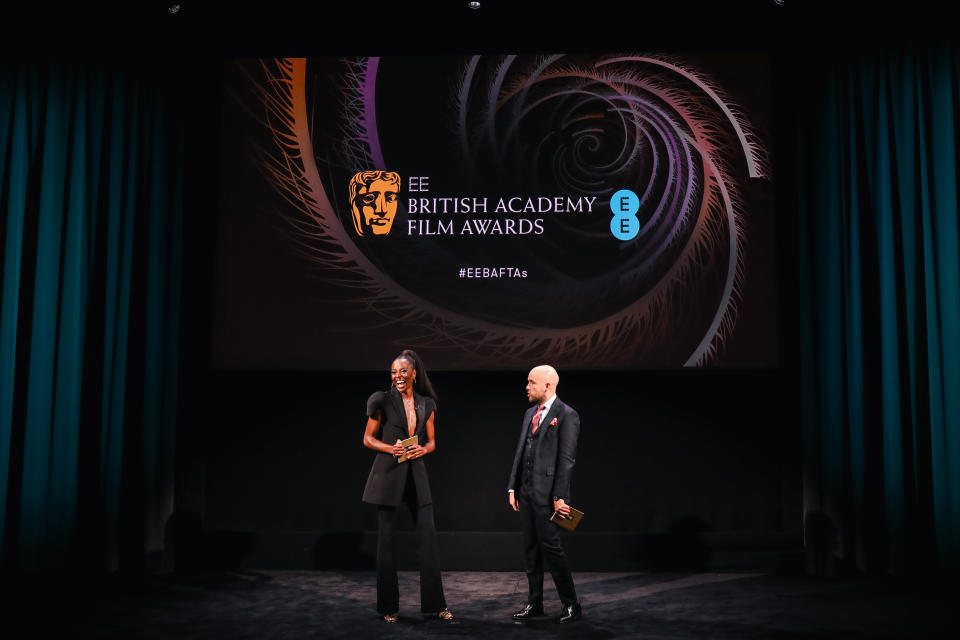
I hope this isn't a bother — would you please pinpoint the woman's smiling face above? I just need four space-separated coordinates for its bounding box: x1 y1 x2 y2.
391 357 415 393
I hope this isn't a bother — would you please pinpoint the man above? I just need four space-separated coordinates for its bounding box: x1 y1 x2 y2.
348 170 400 236
507 365 582 624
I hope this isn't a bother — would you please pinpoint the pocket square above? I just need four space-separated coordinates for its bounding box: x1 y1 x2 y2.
549 417 558 426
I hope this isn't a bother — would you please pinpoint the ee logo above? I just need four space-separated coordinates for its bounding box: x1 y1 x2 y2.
610 189 640 241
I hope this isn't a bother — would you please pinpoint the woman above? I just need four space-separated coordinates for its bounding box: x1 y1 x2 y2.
361 349 453 622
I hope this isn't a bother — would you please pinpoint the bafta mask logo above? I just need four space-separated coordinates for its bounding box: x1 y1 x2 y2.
348 171 401 236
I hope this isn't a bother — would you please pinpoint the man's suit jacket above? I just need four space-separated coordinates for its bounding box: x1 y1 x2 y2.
361 386 435 507
507 397 580 508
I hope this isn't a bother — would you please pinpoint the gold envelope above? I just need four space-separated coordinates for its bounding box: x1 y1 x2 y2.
550 506 584 531
396 435 419 463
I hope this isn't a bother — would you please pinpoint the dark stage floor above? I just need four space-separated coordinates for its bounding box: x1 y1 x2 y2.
9 570 956 638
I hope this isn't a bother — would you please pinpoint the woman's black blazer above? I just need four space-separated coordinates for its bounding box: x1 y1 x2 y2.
361 387 436 507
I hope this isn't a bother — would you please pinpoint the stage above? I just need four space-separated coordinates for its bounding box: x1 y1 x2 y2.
9 570 954 638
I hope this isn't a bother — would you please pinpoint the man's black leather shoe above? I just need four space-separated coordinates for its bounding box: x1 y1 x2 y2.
558 602 582 624
512 603 544 619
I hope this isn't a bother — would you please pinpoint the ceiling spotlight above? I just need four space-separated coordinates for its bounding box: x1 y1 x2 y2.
773 0 784 5
468 1 481 8
168 4 181 14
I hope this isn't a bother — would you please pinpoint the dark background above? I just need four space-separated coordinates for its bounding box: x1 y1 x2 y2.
176 367 797 570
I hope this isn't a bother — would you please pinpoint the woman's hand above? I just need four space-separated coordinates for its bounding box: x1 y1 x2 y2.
404 444 426 460
392 439 406 457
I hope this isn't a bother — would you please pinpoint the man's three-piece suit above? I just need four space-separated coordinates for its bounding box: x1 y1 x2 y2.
507 396 580 607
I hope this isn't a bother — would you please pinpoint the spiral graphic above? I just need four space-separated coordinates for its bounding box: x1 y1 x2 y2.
253 55 769 368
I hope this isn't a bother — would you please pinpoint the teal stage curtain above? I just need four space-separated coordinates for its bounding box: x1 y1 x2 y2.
0 62 182 572
798 46 960 574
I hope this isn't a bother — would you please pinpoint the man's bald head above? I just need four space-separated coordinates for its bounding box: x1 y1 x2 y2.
531 365 558 386
526 364 559 405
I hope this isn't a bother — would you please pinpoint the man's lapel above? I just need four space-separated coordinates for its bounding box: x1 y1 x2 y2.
536 398 562 439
